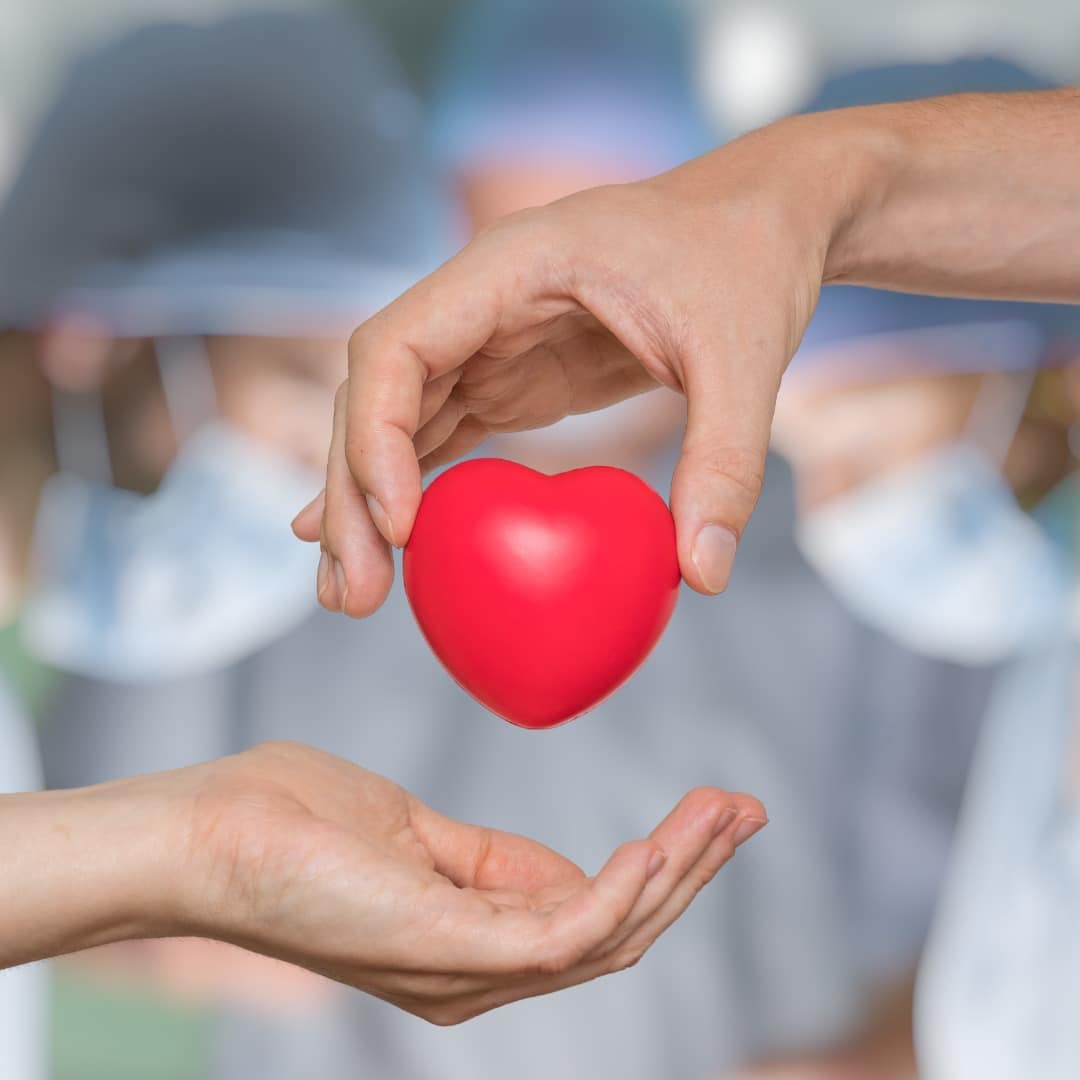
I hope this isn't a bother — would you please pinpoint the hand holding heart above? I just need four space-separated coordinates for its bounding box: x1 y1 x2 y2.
292 129 835 616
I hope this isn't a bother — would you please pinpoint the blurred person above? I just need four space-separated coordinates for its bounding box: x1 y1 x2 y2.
765 58 1074 674
775 294 1072 669
2 7 447 681
770 59 1080 1080
745 302 1072 1080
0 13 764 1057
717 89 1078 1063
179 5 990 1079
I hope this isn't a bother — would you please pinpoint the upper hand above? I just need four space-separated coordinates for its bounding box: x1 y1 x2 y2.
292 124 838 616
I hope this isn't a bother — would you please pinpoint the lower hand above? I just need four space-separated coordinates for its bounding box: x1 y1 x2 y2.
2 742 766 1025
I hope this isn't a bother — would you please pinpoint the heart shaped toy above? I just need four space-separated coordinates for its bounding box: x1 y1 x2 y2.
403 458 680 728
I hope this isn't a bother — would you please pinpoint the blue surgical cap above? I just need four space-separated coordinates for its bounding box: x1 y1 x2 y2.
430 0 716 178
796 56 1077 373
0 12 454 337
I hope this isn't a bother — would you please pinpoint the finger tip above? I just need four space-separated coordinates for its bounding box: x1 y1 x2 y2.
337 559 395 620
730 792 768 822
340 586 390 620
733 816 769 846
682 786 730 817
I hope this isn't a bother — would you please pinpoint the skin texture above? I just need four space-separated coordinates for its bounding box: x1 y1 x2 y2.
294 89 1080 613
0 741 766 1024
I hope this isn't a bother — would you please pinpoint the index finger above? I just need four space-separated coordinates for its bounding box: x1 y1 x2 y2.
344 244 509 548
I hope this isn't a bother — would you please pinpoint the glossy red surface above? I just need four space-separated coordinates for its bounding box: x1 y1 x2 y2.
403 458 681 729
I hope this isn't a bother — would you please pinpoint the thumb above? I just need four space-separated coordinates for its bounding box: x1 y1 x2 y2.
670 360 782 595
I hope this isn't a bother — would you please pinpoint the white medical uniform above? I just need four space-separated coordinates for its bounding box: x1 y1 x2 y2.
918 626 1080 1078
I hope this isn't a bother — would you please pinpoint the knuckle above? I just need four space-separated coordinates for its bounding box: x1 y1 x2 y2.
693 852 728 891
610 943 647 973
534 939 584 978
348 322 382 367
687 445 765 510
685 785 722 809
249 739 306 761
469 827 497 886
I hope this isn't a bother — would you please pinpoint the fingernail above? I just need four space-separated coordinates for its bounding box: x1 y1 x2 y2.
366 493 397 546
333 560 348 612
733 817 768 846
646 848 667 880
317 550 329 598
713 808 737 837
692 524 738 594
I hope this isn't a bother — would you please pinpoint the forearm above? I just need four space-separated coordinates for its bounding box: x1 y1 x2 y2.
0 780 185 969
667 89 1080 309
821 89 1080 302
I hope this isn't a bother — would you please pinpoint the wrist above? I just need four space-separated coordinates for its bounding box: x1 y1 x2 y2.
78 776 197 941
0 777 192 967
772 107 909 288
655 111 884 295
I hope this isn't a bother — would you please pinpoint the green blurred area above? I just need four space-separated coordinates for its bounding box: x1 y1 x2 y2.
50 969 210 1080
0 620 56 719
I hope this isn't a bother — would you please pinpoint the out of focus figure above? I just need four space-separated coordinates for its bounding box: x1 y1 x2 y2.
765 297 1073 1080
0 7 449 1069
0 9 445 681
779 308 1070 667
737 57 1080 1080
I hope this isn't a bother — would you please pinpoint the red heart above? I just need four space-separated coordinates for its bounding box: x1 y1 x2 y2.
403 458 680 729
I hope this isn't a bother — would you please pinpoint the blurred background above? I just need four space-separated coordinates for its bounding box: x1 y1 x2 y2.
2 2 1079 1079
